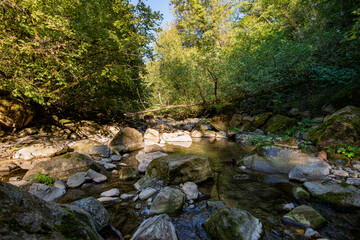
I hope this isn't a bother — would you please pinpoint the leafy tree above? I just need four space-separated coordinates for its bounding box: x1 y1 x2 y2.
0 0 161 119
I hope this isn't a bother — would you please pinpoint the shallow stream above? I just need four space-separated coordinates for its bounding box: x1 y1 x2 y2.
19 139 360 239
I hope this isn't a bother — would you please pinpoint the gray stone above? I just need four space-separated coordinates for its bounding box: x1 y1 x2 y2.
181 182 199 200
332 169 349 177
87 169 107 183
304 182 360 208
346 178 360 185
120 193 135 200
204 207 262 240
97 197 120 204
110 154 122 161
304 228 320 238
101 188 120 197
72 197 110 231
103 163 117 170
131 214 178 240
136 151 168 172
28 183 66 202
53 180 66 189
289 162 330 182
283 203 295 211
139 188 157 200
67 172 90 188
149 187 184 215
110 127 144 152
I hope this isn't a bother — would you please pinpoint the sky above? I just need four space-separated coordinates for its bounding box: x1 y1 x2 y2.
131 0 174 27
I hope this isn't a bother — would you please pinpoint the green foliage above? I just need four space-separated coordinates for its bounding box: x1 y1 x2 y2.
284 119 314 137
33 172 54 185
337 146 359 159
0 0 161 119
145 0 360 112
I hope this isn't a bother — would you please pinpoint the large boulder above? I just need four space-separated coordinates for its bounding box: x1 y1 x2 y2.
289 162 330 182
309 106 360 148
210 114 231 131
109 127 144 152
203 207 262 240
130 214 178 240
24 152 101 180
262 115 297 133
13 143 71 161
229 114 243 128
0 181 102 239
303 182 360 208
72 197 110 231
71 140 110 158
253 112 273 128
147 155 213 184
148 187 184 215
282 205 326 229
239 146 329 174
0 98 35 129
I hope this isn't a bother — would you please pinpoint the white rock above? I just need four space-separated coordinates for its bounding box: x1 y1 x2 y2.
101 188 120 197
283 203 295 211
13 143 69 160
97 197 120 204
53 180 66 189
120 193 135 200
144 129 160 143
181 182 199 200
139 188 157 200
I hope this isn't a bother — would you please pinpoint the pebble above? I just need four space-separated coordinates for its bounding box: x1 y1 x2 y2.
283 203 295 211
139 188 157 200
304 228 320 238
345 178 360 185
331 169 349 177
110 154 122 161
135 203 141 209
120 193 135 200
101 188 120 197
353 164 360 171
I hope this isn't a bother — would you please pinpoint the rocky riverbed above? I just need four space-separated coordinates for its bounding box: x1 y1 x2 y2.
1 105 360 239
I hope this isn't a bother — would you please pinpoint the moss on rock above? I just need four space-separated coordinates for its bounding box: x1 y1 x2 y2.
262 115 297 133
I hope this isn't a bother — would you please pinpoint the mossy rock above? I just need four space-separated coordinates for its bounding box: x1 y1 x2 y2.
0 181 101 239
203 207 262 240
24 152 102 180
253 112 273 128
262 115 297 133
146 154 213 184
283 205 326 229
304 182 360 208
293 187 310 200
309 106 360 149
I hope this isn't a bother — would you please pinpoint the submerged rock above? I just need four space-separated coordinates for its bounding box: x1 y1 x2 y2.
282 205 326 229
240 146 329 174
101 188 120 197
148 187 184 215
203 207 262 240
118 167 139 180
303 182 360 208
0 181 102 239
109 127 144 152
130 214 178 240
147 154 213 184
24 152 101 180
139 188 157 201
